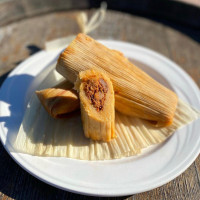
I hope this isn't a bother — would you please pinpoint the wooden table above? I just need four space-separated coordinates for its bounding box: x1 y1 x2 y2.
0 10 200 200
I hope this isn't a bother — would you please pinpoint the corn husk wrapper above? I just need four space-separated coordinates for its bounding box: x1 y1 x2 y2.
35 81 79 118
56 34 178 127
14 70 200 160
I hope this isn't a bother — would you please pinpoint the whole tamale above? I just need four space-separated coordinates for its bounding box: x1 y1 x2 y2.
75 69 115 142
36 81 79 118
56 33 178 127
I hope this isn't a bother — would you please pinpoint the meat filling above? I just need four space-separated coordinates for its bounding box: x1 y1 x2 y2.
84 78 108 111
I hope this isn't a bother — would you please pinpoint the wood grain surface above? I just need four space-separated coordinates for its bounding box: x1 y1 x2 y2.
0 10 200 200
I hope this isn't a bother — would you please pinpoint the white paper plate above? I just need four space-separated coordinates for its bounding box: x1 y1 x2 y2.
0 41 200 197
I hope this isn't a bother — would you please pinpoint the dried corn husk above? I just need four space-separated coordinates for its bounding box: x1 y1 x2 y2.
14 69 200 160
36 81 79 118
56 33 178 127
75 69 115 142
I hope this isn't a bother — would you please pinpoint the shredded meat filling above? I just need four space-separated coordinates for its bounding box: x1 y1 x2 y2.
84 78 108 111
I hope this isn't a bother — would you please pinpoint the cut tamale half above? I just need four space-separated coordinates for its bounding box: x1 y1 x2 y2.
36 80 79 118
75 69 115 142
56 33 178 127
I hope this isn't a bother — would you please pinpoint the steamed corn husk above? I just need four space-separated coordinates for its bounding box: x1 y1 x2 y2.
75 69 115 142
14 69 200 160
36 81 79 118
56 33 178 127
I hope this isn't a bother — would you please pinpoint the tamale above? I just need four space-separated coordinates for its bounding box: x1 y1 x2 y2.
36 81 79 118
56 33 178 127
14 69 200 159
75 69 115 142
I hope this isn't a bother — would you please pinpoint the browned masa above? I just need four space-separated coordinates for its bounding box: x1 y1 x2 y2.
0 9 200 200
